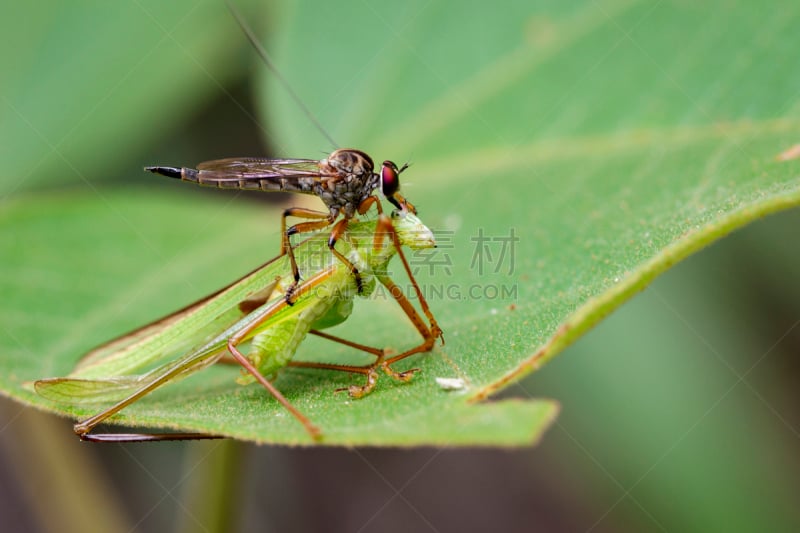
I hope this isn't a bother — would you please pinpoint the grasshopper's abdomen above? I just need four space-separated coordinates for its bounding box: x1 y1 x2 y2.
244 292 344 380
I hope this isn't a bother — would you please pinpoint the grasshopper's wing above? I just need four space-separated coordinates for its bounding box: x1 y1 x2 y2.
36 342 223 405
35 376 143 404
74 284 227 371
35 265 337 405
68 253 290 379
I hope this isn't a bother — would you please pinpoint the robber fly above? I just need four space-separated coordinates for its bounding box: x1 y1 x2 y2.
33 2 444 442
147 149 415 300
146 4 419 302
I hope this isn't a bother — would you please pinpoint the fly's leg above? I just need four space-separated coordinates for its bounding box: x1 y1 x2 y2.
281 207 332 303
282 209 364 302
326 218 364 294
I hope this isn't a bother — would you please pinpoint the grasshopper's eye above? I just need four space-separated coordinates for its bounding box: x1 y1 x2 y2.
381 160 400 198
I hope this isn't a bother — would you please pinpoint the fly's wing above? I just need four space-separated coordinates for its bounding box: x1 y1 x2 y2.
194 157 333 182
67 253 289 380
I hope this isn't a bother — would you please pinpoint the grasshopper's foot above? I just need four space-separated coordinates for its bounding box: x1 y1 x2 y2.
335 368 378 399
382 363 420 383
74 422 90 441
308 424 323 442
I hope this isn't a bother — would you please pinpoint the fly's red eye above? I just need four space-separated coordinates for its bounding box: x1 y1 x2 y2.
381 160 400 197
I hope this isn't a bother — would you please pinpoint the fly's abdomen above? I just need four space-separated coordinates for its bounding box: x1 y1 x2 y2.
146 166 321 195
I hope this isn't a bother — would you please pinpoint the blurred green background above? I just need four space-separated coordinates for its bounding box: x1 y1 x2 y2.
1 0 799 531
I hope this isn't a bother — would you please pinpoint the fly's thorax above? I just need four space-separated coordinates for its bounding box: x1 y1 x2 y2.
324 148 374 177
318 149 380 218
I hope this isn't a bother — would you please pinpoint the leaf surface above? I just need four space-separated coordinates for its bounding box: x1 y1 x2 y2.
1 0 799 445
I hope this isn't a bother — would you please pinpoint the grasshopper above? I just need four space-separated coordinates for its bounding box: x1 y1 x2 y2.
36 210 442 442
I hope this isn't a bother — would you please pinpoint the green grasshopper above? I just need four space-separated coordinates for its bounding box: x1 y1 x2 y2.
35 210 442 442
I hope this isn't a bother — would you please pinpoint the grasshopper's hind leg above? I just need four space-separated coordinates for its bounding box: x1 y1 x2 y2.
288 329 386 398
224 269 348 442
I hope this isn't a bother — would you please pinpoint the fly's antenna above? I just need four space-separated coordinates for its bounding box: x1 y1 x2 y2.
226 0 339 149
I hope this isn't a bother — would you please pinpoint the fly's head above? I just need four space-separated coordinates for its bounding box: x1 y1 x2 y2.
381 160 417 215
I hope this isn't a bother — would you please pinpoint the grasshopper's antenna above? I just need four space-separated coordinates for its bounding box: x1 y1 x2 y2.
226 0 339 149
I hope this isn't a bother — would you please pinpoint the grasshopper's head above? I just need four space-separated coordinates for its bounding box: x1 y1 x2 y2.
391 210 436 250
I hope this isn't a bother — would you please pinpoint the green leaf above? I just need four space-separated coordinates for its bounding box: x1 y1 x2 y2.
2 0 799 446
0 191 556 446
0 0 254 194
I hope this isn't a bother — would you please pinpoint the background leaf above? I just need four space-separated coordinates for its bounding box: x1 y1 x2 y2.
3 0 800 530
0 0 263 195
1 1 799 527
2 0 800 446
